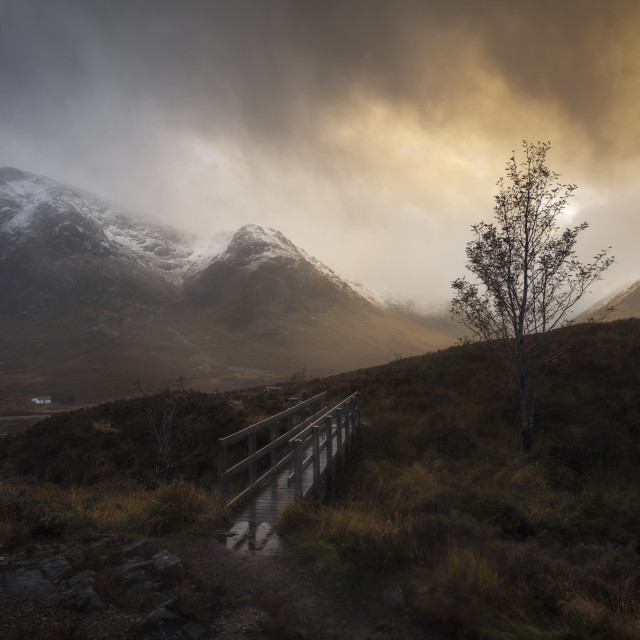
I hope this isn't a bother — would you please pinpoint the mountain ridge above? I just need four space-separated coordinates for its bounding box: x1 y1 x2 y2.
0 168 458 405
575 278 640 323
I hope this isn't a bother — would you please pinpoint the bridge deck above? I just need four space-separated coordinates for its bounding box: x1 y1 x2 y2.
233 429 341 523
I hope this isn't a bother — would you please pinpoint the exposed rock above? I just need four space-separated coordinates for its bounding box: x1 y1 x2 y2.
38 555 71 582
312 560 326 574
66 569 96 590
137 604 182 629
125 581 175 609
89 536 115 550
123 538 159 561
0 536 226 639
154 549 185 582
383 583 406 609
198 592 221 610
3 567 57 599
57 541 83 552
181 619 210 639
64 585 106 612
118 558 156 586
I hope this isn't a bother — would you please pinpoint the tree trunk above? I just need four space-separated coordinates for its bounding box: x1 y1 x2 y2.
519 381 534 453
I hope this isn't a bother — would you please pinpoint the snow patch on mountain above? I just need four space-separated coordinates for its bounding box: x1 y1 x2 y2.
218 224 388 308
0 169 387 307
0 168 224 286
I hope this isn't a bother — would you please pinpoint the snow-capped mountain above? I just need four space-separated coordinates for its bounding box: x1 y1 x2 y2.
0 168 457 403
0 168 381 314
187 223 389 329
203 223 387 307
0 167 226 309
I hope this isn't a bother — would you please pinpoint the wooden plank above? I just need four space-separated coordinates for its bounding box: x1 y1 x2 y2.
293 439 303 501
270 421 277 467
325 416 333 497
227 392 361 523
312 425 320 500
336 408 343 471
226 450 294 510
248 432 256 484
233 425 354 522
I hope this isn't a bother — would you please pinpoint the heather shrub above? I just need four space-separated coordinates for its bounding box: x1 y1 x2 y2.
132 479 227 536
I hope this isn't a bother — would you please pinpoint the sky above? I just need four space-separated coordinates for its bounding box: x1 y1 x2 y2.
1 0 639 312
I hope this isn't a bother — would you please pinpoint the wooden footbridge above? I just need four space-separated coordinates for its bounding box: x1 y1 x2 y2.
217 391 361 524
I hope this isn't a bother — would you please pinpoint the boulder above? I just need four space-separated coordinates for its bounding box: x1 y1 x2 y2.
122 539 159 561
4 568 57 600
154 549 185 582
38 556 71 582
383 583 406 609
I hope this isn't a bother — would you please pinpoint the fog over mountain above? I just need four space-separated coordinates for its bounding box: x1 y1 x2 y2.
0 169 457 403
0 1 637 309
577 280 640 324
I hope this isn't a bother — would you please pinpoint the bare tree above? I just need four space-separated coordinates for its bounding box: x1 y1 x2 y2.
138 376 203 482
451 141 613 452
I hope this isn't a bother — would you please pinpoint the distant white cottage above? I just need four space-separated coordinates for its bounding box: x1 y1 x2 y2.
31 396 52 405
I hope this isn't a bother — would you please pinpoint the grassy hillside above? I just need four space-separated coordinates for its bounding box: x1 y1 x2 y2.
0 387 283 547
2 319 640 638
277 319 640 639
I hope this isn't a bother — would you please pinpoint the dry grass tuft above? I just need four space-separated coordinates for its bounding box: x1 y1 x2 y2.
132 478 226 536
439 544 502 597
0 478 228 546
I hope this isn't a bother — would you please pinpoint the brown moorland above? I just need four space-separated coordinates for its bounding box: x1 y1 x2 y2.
1 319 639 638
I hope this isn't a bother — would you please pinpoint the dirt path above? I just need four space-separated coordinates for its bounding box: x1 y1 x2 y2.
180 523 444 640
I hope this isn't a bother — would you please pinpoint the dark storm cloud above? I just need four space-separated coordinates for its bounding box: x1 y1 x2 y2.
0 0 637 305
2 0 637 149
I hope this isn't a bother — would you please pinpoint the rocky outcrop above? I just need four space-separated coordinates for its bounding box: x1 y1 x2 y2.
0 546 103 610
0 537 220 640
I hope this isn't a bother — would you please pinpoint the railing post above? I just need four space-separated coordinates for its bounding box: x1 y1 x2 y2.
321 394 326 410
324 416 333 498
312 425 321 500
217 439 226 503
335 408 343 473
270 421 277 468
344 404 351 461
356 392 361 428
287 414 293 432
293 439 303 501
248 433 256 485
349 397 357 446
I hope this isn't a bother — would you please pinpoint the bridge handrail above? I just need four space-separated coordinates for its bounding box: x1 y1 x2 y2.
227 450 295 510
220 402 334 480
290 392 360 500
218 392 327 447
218 390 360 510
218 391 328 506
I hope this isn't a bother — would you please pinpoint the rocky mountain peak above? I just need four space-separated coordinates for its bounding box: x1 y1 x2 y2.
0 168 457 403
220 224 302 267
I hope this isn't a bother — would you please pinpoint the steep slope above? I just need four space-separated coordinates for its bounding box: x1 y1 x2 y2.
180 224 453 366
576 278 640 323
0 170 457 405
187 224 385 327
0 167 220 314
